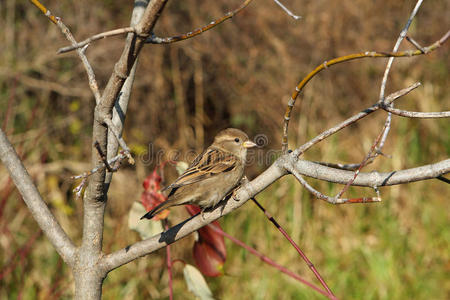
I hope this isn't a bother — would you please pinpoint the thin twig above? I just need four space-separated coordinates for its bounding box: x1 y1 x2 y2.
293 83 421 156
209 224 334 299
57 0 255 50
103 117 134 164
57 27 135 54
335 122 388 199
94 141 114 172
380 106 450 118
28 0 102 104
250 198 336 298
288 166 381 204
377 0 424 153
70 151 128 180
273 0 301 20
147 0 254 44
313 161 373 171
406 36 426 53
104 1 145 193
281 31 447 152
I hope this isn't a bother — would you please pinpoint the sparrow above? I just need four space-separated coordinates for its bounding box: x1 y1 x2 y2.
141 128 257 220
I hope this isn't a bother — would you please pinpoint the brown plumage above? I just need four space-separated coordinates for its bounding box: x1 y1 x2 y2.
141 128 256 220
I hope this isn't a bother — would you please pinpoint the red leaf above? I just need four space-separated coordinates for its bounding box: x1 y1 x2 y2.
140 166 169 220
187 205 227 277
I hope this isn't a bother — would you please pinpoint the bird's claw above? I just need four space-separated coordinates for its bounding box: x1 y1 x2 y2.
232 188 240 202
201 208 206 220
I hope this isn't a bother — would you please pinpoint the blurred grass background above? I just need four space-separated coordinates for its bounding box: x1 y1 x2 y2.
0 0 449 299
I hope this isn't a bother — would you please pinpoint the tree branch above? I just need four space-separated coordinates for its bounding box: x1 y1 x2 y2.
75 1 169 299
147 0 254 44
101 154 449 273
377 0 424 153
293 83 421 156
288 158 450 187
281 28 448 152
101 160 288 273
28 0 102 103
380 105 450 118
0 129 77 267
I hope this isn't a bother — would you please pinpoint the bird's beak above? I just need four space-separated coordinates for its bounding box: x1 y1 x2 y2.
243 141 257 148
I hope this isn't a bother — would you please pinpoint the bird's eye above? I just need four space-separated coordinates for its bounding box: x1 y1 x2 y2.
234 138 240 143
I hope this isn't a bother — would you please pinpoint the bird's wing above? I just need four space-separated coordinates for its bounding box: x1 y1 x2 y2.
162 147 239 191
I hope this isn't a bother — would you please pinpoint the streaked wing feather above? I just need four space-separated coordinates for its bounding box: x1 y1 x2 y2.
163 147 238 190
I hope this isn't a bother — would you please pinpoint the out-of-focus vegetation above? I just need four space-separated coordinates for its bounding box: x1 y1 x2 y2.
0 0 448 299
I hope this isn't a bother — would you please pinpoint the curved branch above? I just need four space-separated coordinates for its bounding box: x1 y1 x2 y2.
0 129 77 266
281 30 449 152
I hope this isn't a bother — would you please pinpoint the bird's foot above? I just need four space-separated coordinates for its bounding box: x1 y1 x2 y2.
232 187 240 201
232 176 249 201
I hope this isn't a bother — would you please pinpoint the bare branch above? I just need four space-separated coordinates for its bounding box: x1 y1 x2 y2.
57 27 135 54
380 106 450 118
272 0 301 20
0 128 77 267
29 0 102 104
293 83 421 156
334 121 388 199
70 151 128 181
104 4 144 192
406 36 426 53
379 0 424 101
102 117 134 164
281 30 447 152
74 2 169 298
288 158 450 187
312 161 366 171
101 160 288 272
289 168 381 204
147 0 254 44
57 0 255 51
101 154 449 272
377 0 424 152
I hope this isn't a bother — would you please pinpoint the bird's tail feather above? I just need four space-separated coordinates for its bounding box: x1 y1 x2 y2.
140 200 173 220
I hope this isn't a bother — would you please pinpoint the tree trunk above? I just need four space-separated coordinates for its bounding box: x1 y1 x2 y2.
74 267 106 300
